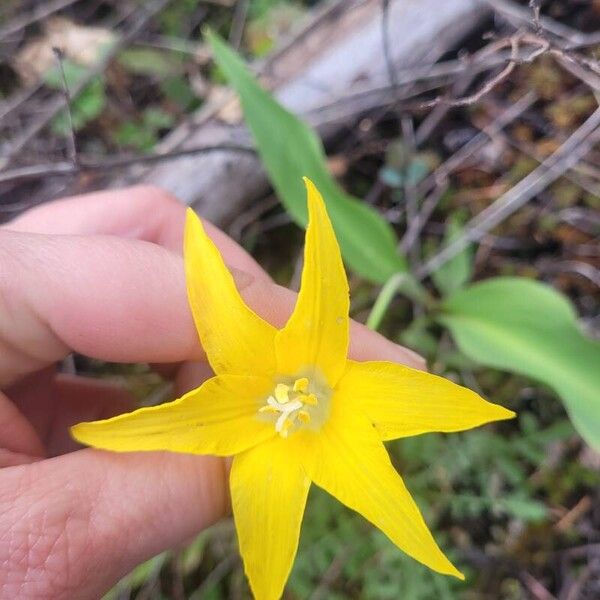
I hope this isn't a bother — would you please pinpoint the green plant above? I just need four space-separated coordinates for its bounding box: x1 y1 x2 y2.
113 107 175 152
439 278 600 450
207 30 406 285
206 33 600 453
45 60 106 135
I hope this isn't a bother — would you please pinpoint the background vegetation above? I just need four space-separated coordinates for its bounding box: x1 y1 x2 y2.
0 0 599 598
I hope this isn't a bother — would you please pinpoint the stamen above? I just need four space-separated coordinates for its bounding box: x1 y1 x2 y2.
275 411 297 435
274 383 290 404
297 410 311 424
280 417 294 438
302 393 318 406
293 378 309 393
259 378 325 438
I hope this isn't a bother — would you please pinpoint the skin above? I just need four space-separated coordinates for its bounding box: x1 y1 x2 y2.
0 185 425 599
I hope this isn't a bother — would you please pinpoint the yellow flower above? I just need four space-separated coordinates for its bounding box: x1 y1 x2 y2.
72 178 515 599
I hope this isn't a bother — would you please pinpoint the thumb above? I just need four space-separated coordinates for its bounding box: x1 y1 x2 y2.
0 449 228 599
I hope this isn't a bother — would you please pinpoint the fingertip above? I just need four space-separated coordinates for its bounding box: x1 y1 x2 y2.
348 321 427 371
391 343 427 371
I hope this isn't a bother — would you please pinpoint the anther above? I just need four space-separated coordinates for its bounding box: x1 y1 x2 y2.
293 378 309 393
274 383 290 403
297 410 311 424
302 393 318 406
259 379 321 438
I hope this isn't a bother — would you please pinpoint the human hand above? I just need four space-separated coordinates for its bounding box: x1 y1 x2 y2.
0 186 425 599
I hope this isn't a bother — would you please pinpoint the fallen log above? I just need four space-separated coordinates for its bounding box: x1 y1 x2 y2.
33 0 491 225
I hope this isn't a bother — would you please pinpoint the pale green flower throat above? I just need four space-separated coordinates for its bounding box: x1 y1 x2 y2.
258 376 330 438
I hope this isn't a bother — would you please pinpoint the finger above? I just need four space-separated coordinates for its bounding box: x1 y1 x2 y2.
46 374 136 456
0 450 228 599
174 360 215 396
0 230 423 387
4 184 270 280
4 185 271 386
3 369 55 458
0 391 44 463
4 370 136 458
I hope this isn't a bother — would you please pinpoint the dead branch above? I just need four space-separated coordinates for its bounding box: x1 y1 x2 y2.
483 0 592 47
416 36 520 110
0 144 254 185
0 0 82 40
106 0 490 225
409 31 600 112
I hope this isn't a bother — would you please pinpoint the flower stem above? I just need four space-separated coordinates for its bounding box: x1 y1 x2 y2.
367 272 432 331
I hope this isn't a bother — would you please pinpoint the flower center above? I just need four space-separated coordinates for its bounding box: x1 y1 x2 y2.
258 376 328 438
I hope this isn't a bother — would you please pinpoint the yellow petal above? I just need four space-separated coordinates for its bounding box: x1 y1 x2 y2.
292 401 463 579
231 437 310 600
275 179 349 386
71 375 275 456
339 360 516 441
185 208 277 376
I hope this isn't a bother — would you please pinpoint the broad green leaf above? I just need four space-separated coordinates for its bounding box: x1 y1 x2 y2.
206 30 405 283
432 212 473 297
439 277 600 450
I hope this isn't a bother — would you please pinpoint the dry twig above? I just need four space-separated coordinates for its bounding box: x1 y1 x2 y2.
400 92 538 252
0 144 255 185
0 0 172 169
0 0 82 39
52 47 78 166
418 105 600 279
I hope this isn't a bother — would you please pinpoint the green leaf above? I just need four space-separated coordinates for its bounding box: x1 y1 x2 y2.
51 77 106 135
432 212 473 297
379 158 430 189
113 121 157 152
118 48 182 77
44 58 107 135
400 317 438 358
44 60 87 89
439 277 600 450
497 496 548 522
206 30 405 283
102 551 169 599
161 75 198 110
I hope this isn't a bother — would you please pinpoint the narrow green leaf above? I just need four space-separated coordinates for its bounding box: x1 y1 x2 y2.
432 212 473 297
206 30 405 283
438 277 600 450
